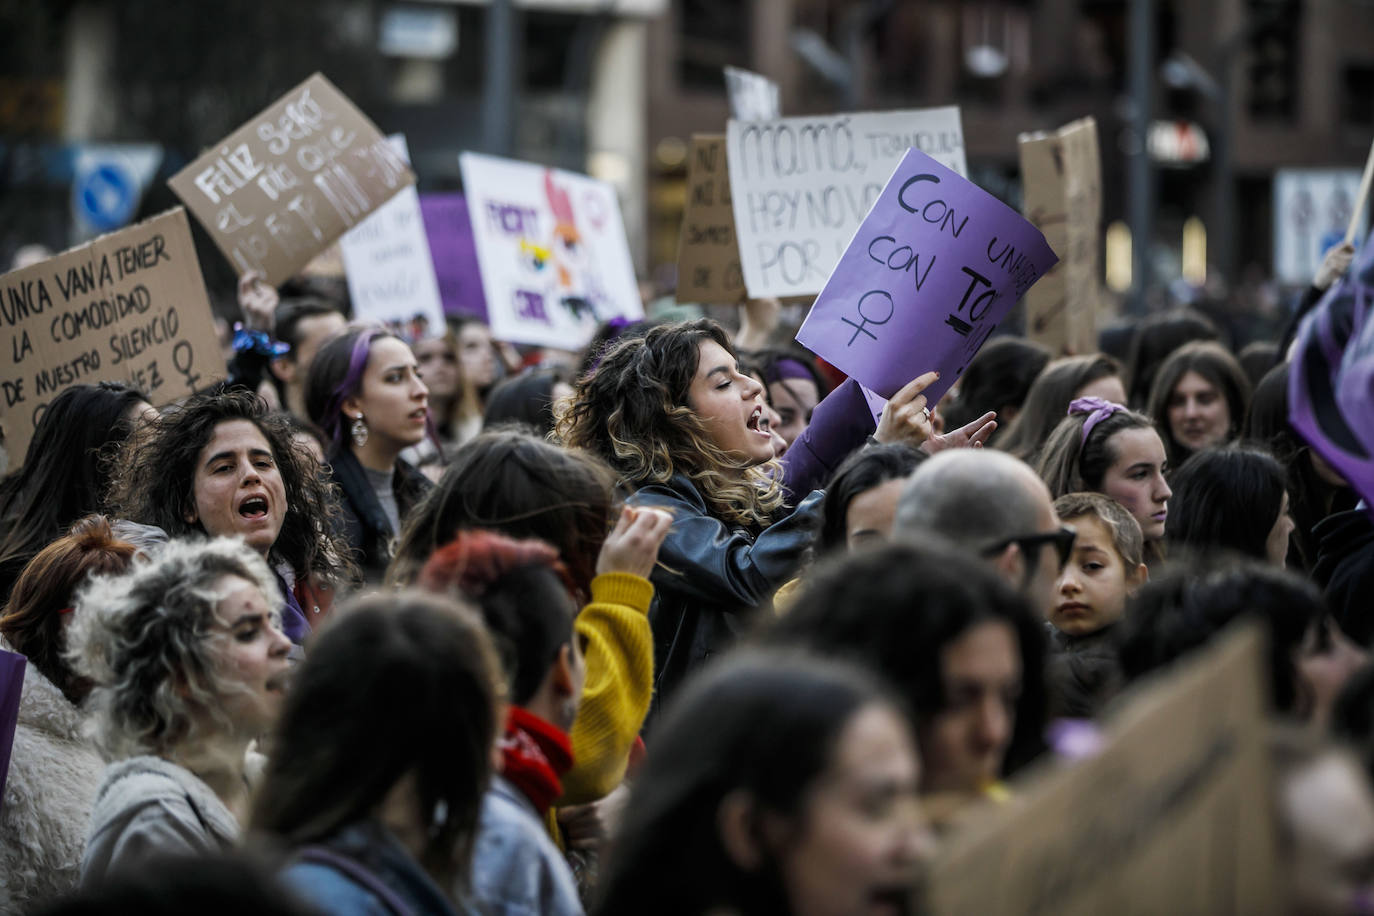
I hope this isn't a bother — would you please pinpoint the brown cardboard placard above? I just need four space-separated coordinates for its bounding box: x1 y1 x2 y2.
925 622 1278 916
169 73 415 288
676 135 747 305
1019 117 1102 356
0 208 224 466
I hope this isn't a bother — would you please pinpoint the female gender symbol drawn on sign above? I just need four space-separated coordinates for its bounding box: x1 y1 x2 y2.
841 290 894 345
173 341 202 390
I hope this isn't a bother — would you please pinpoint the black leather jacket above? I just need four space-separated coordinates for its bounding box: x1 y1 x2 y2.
630 474 824 718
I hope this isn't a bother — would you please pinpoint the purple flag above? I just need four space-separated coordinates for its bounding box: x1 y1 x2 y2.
419 193 489 321
0 649 25 815
796 149 1058 405
1290 233 1374 512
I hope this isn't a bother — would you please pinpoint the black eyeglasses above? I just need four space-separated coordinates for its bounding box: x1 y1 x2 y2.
981 526 1077 571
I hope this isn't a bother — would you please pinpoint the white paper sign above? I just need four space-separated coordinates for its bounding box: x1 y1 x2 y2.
724 66 781 122
459 152 642 348
1273 169 1368 285
339 136 445 333
728 107 967 298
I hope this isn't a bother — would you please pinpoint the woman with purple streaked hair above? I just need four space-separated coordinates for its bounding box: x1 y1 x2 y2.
305 325 435 583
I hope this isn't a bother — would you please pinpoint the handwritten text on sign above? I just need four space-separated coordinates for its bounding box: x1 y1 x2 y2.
169 73 414 287
677 135 746 305
796 150 1057 406
0 208 223 465
727 107 967 298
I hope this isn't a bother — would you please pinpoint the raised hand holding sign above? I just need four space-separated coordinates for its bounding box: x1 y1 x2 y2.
796 149 1058 409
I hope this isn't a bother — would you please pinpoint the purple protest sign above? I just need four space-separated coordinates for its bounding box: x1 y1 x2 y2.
419 193 488 321
0 649 25 815
1290 233 1374 511
796 149 1058 405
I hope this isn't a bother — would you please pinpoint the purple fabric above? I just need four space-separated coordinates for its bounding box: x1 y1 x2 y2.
419 193 489 320
274 571 311 646
796 149 1057 406
766 357 815 385
0 649 25 815
1069 396 1127 445
780 378 875 503
1290 232 1374 516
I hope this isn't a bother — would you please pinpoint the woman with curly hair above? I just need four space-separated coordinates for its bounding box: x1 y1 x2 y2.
105 389 352 643
559 319 944 710
67 537 292 884
0 516 139 909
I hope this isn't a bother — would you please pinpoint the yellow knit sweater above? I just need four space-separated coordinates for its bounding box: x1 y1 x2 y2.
559 571 654 805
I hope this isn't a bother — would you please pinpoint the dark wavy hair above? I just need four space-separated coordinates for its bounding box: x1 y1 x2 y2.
596 650 900 916
482 365 574 439
757 537 1048 780
105 389 353 584
1145 340 1252 466
388 429 616 597
0 382 147 604
0 515 138 704
1165 447 1287 562
998 354 1124 462
818 443 924 552
250 591 502 891
1124 307 1221 409
943 337 1051 439
560 319 783 529
1118 556 1326 715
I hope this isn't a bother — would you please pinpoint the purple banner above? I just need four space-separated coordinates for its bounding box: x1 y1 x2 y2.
0 649 25 815
1290 233 1374 512
419 193 488 321
796 149 1058 405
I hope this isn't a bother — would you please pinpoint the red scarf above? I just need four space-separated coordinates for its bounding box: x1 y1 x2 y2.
499 707 574 815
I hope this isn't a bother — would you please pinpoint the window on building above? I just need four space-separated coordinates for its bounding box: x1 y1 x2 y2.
1342 64 1374 126
677 0 751 90
1246 0 1301 121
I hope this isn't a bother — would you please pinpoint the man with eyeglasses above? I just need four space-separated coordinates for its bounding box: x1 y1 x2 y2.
894 450 1072 618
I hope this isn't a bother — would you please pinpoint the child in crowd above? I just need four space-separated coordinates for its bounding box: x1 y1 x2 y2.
1045 493 1149 719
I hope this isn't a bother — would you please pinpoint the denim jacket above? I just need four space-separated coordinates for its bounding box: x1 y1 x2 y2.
629 476 824 715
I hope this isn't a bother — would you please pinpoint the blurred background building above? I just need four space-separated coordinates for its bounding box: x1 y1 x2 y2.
2 0 1372 322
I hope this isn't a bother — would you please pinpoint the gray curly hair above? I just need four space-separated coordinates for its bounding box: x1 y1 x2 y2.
66 537 282 759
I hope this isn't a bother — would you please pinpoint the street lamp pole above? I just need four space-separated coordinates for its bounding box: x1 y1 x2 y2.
1128 0 1156 315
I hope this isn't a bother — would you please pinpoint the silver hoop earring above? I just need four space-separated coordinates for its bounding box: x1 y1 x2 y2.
350 415 369 448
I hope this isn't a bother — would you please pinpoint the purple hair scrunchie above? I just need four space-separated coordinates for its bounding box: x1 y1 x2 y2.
1068 396 1127 445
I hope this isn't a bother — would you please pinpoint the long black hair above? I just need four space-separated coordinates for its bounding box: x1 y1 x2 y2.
250 591 502 889
1165 447 1287 562
596 650 900 916
758 538 1048 780
0 382 147 604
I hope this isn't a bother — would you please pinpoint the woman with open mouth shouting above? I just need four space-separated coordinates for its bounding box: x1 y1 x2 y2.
306 326 435 584
68 538 293 884
559 319 964 715
106 389 355 645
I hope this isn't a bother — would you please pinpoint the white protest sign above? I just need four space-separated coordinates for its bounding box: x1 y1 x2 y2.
459 152 642 348
1274 168 1368 285
338 136 444 332
728 107 967 299
723 66 781 122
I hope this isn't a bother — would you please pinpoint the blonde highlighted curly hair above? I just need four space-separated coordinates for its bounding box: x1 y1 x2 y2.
558 320 784 530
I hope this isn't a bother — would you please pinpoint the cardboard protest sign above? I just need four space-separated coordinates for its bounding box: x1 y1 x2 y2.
169 73 415 287
727 107 967 299
0 649 23 816
1019 117 1102 356
1290 231 1374 510
338 136 445 333
795 150 1056 407
459 152 642 349
723 66 781 122
677 136 747 305
926 623 1278 916
419 193 489 320
0 208 224 465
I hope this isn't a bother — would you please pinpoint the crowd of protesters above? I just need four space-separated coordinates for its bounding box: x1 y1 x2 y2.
0 224 1371 916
